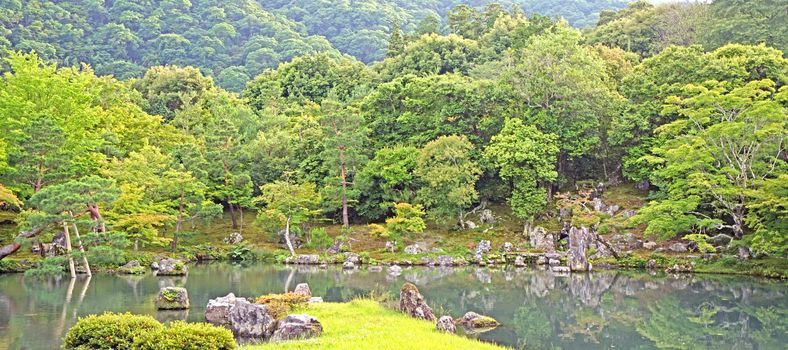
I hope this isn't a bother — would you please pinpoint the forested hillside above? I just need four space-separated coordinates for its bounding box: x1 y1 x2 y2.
0 1 786 270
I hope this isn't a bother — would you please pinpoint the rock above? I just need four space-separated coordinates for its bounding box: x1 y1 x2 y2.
388 265 403 276
271 314 323 342
738 246 751 260
118 260 145 274
548 258 560 266
591 198 606 212
293 283 311 297
288 254 320 265
500 242 514 253
342 261 356 270
368 266 383 272
205 293 237 326
669 242 687 253
635 180 650 191
643 241 658 250
308 297 323 303
465 220 477 229
479 209 496 224
474 240 491 256
515 256 526 267
436 256 455 266
404 244 424 255
385 241 396 253
552 266 571 273
605 205 620 216
457 312 499 329
278 230 303 250
529 226 555 253
436 316 456 333
399 283 436 321
229 298 277 339
647 259 657 270
157 258 188 276
420 257 435 266
708 234 733 247
558 207 573 222
150 261 160 270
665 264 692 274
223 232 243 245
344 252 361 265
155 287 190 310
327 239 346 254
568 226 592 272
621 209 637 219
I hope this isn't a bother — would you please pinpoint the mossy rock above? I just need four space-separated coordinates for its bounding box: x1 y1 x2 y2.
156 287 190 310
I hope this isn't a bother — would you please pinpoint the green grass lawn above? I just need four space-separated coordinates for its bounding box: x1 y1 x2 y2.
244 299 508 350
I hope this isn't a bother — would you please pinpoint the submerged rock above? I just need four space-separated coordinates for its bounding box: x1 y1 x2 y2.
436 316 456 333
271 314 323 342
368 265 383 272
342 261 356 270
388 265 403 276
155 287 190 310
399 283 436 321
157 258 187 276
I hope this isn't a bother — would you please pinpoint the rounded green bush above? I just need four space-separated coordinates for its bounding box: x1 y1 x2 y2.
134 321 237 350
63 313 164 350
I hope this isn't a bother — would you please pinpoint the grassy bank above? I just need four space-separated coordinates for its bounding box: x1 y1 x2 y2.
245 299 507 350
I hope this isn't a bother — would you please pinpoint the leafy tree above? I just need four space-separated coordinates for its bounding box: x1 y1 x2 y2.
319 100 368 229
377 34 481 79
415 135 481 229
356 146 420 221
634 80 786 242
484 118 559 230
257 180 322 256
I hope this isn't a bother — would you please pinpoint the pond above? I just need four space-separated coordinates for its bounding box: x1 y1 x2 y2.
0 263 786 350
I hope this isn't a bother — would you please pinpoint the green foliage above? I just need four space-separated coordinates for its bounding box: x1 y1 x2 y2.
134 321 236 350
86 245 127 268
24 256 67 278
63 313 164 350
415 135 481 227
384 203 427 239
684 234 716 254
227 244 254 261
306 228 332 249
255 292 310 320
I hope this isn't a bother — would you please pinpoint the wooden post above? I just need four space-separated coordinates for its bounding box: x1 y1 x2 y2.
62 221 76 278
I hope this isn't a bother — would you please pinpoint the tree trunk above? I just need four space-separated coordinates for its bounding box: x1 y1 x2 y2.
227 200 238 229
172 193 184 252
86 204 106 233
134 239 139 251
458 211 466 230
62 221 76 278
284 215 295 256
239 207 244 235
732 206 745 240
0 243 20 261
339 147 350 229
70 216 91 277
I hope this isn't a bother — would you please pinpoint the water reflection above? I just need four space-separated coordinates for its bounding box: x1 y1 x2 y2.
0 263 785 350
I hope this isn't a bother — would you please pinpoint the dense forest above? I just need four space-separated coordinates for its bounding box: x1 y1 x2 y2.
0 0 786 267
8 0 783 92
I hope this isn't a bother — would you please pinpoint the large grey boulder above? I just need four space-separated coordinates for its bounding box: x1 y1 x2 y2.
229 298 277 339
205 293 237 326
271 314 323 342
514 255 526 267
479 209 496 224
436 316 456 333
294 283 311 297
568 226 592 272
157 258 188 276
669 242 688 253
399 283 436 321
286 254 320 265
155 287 190 310
529 226 555 253
708 234 733 247
457 311 499 329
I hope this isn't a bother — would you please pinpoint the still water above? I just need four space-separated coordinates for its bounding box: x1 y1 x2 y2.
0 263 785 349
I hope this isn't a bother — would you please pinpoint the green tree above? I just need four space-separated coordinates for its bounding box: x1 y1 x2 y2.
415 135 481 229
356 146 420 221
257 180 322 256
484 118 559 231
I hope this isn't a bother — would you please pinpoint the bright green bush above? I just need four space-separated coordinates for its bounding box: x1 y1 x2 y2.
306 227 332 249
63 313 164 350
134 321 236 350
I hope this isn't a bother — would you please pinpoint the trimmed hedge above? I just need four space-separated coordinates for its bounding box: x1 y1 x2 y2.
63 313 163 350
134 321 236 350
64 313 236 350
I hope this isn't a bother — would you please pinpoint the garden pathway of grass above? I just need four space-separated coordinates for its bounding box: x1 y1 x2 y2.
245 299 508 350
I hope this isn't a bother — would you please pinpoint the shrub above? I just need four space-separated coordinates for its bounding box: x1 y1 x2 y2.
63 313 163 350
255 292 310 319
306 227 332 249
227 244 254 261
87 245 127 267
368 223 386 237
385 203 426 238
684 234 716 253
24 256 67 278
134 321 236 350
